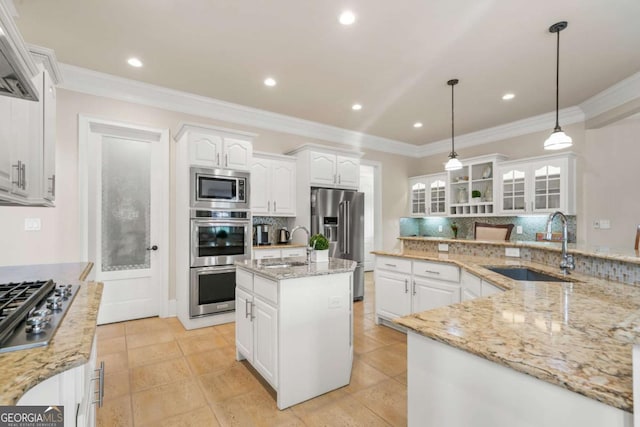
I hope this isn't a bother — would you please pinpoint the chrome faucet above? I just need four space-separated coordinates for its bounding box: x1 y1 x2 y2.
290 225 312 263
545 211 575 274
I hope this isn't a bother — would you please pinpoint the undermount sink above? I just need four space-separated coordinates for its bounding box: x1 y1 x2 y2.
485 267 572 282
262 260 309 269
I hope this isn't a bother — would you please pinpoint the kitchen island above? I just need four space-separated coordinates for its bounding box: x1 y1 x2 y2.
373 241 640 426
235 257 355 409
0 262 102 425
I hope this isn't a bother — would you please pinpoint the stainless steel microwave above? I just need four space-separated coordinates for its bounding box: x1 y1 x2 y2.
190 167 250 209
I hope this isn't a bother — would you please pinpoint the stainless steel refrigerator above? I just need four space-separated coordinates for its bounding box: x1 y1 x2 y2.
311 188 365 300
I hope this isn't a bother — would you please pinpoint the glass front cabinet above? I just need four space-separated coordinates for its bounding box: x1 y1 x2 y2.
497 153 575 215
409 173 447 217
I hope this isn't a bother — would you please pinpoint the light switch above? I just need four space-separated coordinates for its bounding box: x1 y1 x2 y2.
24 218 41 231
516 226 523 234
438 243 449 252
438 225 443 232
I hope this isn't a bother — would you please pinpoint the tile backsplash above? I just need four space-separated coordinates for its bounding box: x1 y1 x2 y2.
399 215 577 243
252 216 297 245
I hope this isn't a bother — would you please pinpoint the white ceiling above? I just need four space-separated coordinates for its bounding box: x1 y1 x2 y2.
12 0 640 145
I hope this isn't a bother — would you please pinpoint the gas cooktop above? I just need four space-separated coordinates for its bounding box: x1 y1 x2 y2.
0 280 80 354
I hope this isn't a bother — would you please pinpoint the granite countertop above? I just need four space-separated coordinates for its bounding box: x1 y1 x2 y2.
236 257 356 280
252 244 307 250
398 236 640 264
0 263 103 405
373 250 640 412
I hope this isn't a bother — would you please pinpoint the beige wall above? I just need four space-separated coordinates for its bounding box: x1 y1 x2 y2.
0 90 412 298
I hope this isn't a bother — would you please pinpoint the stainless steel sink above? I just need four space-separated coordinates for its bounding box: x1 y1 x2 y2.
485 267 572 282
261 260 309 269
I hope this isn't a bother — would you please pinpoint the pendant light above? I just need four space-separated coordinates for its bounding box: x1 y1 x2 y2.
544 21 572 150
444 79 463 171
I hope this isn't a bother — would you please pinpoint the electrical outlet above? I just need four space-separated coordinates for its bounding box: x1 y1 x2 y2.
24 218 41 231
516 226 523 234
593 220 600 229
438 225 443 232
599 219 611 229
505 247 520 258
438 243 449 252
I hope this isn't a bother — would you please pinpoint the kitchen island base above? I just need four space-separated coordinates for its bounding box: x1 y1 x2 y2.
408 332 632 427
235 264 354 410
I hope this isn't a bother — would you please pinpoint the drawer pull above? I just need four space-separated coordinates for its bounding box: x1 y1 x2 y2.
404 279 408 293
424 270 441 275
384 263 397 268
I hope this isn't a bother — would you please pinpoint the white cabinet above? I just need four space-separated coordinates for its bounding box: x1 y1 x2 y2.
235 274 279 388
182 124 255 171
251 153 296 216
375 256 460 323
498 153 576 215
460 270 504 301
18 336 101 427
253 246 307 260
409 173 447 217
235 267 352 409
0 67 57 205
308 151 360 189
447 154 506 216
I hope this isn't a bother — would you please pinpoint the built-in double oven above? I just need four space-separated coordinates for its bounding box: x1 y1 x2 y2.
189 168 251 318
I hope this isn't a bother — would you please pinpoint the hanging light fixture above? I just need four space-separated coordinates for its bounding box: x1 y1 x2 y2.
445 79 463 171
544 21 572 150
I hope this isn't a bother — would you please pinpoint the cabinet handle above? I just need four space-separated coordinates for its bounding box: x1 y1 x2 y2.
250 302 255 320
48 174 56 196
424 270 441 275
92 361 105 408
385 263 397 268
274 200 277 212
225 154 228 167
333 174 337 184
404 278 408 293
262 255 276 258
21 163 26 189
12 161 22 188
338 174 341 184
268 201 271 212
245 300 251 319
217 153 220 166
413 280 416 295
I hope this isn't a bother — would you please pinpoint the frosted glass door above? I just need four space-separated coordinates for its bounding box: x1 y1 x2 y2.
410 182 426 216
101 137 151 272
501 169 526 213
429 179 446 215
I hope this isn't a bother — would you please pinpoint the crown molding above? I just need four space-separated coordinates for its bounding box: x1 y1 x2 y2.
59 63 635 159
27 44 62 84
414 107 585 158
58 64 417 157
579 71 640 120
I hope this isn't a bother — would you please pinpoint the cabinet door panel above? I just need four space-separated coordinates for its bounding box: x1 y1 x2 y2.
336 155 359 188
0 96 12 193
224 138 252 170
253 298 278 387
375 271 411 319
42 71 56 202
235 287 253 360
309 151 336 186
271 160 296 215
189 133 222 167
412 278 460 313
250 158 271 215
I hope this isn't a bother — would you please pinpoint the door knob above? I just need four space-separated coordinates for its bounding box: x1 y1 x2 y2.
146 245 158 251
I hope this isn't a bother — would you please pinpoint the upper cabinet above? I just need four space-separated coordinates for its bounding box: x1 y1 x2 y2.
447 154 506 216
497 153 576 215
289 145 362 190
0 45 61 206
408 173 447 217
251 153 296 216
187 128 253 171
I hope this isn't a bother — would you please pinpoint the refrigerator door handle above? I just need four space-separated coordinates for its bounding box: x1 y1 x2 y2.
338 201 345 252
345 200 350 255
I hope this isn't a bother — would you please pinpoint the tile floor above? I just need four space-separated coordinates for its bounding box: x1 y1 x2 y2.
96 272 407 426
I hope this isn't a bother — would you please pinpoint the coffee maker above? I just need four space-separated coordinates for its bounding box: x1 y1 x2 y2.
253 224 271 246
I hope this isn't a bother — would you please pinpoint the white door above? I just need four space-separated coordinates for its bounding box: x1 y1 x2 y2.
235 287 254 360
336 155 359 188
374 271 411 319
223 138 252 170
360 164 375 270
309 151 336 186
271 160 296 216
250 157 270 215
412 278 461 313
81 117 169 324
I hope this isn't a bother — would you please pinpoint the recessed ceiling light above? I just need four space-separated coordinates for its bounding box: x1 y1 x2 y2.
339 11 356 25
502 93 515 100
264 77 277 87
413 122 423 128
352 103 362 111
127 57 143 68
